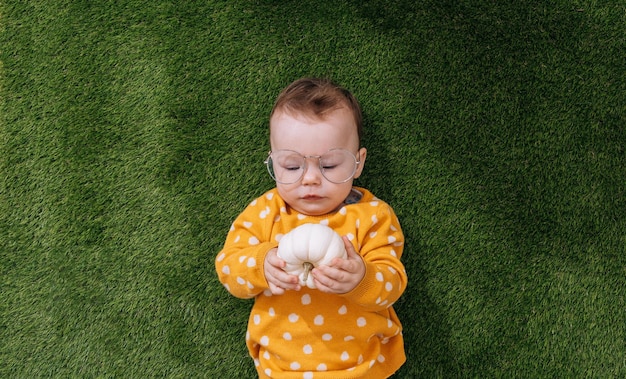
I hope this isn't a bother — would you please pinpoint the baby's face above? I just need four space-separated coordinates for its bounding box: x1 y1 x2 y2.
269 107 366 216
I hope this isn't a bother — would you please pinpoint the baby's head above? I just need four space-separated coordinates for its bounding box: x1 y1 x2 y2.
267 78 367 216
270 77 363 144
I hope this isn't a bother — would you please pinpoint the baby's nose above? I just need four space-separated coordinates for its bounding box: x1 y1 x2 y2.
301 159 323 184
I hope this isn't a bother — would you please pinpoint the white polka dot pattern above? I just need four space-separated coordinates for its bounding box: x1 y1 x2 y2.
314 315 324 325
215 188 407 377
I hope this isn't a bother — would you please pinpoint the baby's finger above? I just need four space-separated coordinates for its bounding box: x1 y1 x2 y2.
268 280 285 295
267 271 295 294
266 250 286 268
273 270 301 290
312 270 351 294
342 236 358 257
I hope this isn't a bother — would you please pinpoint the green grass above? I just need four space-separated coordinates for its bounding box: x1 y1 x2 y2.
1 0 625 377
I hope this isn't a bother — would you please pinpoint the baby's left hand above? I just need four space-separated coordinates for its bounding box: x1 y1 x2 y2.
311 236 365 294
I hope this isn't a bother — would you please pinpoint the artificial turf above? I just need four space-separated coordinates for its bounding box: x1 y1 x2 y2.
1 0 625 377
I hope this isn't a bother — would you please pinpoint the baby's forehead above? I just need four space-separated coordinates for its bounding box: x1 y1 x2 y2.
270 106 357 131
269 108 360 154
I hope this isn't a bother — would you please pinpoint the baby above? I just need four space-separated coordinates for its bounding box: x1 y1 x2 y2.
216 77 407 378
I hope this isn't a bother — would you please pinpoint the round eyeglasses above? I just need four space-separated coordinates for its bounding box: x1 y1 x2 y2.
264 148 361 184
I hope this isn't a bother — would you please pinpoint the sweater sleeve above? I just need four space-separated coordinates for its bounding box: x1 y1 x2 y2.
215 195 277 299
341 203 407 311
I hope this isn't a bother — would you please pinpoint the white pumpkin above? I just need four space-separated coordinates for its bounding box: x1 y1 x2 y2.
277 223 347 289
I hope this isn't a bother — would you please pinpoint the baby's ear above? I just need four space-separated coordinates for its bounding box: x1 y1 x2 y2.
354 147 367 179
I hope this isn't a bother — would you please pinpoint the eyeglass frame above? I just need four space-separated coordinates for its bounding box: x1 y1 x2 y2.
264 148 362 184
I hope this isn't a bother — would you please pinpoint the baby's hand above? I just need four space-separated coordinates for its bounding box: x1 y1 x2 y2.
311 236 365 294
264 248 301 295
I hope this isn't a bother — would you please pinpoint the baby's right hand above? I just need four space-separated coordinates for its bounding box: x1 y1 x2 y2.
264 248 301 295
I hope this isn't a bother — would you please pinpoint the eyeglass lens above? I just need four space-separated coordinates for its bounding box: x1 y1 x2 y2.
266 149 357 184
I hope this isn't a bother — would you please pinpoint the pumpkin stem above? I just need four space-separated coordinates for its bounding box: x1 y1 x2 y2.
302 262 313 282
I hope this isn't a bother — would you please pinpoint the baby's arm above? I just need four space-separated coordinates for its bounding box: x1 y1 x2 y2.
215 202 277 299
336 205 407 311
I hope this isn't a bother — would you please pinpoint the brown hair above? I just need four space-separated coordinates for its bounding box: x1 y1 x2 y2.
270 78 363 142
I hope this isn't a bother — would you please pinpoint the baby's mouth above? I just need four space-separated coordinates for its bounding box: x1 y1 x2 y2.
302 194 323 200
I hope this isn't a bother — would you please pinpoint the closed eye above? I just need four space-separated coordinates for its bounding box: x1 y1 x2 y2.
284 166 302 171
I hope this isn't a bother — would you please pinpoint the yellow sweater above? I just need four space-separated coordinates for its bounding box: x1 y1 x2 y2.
216 187 407 379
